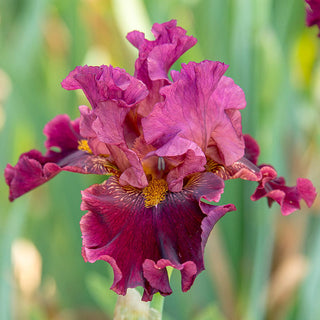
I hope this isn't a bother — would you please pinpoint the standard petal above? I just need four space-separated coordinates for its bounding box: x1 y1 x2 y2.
80 172 235 301
63 66 149 188
61 65 148 109
127 20 197 84
126 20 196 116
143 61 245 166
148 136 207 192
92 102 148 188
250 165 317 215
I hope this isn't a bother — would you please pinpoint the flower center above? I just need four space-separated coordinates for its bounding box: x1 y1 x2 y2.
78 140 92 154
142 179 168 208
206 158 224 173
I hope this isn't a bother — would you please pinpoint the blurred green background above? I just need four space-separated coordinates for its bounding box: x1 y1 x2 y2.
1 0 319 319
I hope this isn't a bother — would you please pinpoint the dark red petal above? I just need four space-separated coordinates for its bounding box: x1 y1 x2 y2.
244 134 260 165
4 114 111 201
4 151 60 201
80 172 235 301
44 114 80 152
251 165 317 215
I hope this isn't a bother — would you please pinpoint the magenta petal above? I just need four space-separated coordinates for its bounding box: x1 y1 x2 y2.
127 20 197 84
297 177 317 207
62 65 148 109
215 157 262 181
91 102 147 188
44 114 80 151
5 114 111 201
126 20 196 117
5 151 61 201
79 105 110 156
63 66 148 188
143 61 245 166
244 134 260 165
80 172 235 301
4 149 109 201
150 135 207 192
200 202 236 252
251 165 317 215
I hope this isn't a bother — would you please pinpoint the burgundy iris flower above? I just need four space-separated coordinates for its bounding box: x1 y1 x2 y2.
5 20 317 301
306 0 320 35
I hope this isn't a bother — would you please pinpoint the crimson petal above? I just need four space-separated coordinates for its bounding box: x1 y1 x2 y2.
251 165 317 215
4 114 110 201
80 172 235 301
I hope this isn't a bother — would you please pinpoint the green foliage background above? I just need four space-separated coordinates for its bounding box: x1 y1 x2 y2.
0 0 319 319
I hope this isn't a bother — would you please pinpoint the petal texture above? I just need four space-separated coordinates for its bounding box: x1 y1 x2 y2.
62 65 149 188
127 20 197 116
251 165 317 215
127 20 197 84
143 61 246 167
4 114 110 201
80 172 235 301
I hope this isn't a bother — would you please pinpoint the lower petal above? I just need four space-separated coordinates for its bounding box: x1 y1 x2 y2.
80 172 235 301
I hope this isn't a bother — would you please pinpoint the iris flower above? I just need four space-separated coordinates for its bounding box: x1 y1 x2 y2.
5 20 316 301
306 0 320 35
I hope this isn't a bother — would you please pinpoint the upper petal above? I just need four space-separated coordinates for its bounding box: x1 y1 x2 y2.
63 65 149 188
127 20 197 84
126 20 197 117
143 61 245 166
61 65 148 109
148 135 207 192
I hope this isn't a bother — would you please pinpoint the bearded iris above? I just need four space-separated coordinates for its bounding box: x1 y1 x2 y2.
4 20 317 301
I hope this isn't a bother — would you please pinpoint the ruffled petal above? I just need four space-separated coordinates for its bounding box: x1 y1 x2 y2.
80 172 235 301
127 20 197 116
127 20 197 84
62 65 149 188
250 165 317 215
4 114 111 201
148 136 207 192
143 61 245 166
79 105 111 156
62 65 148 109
